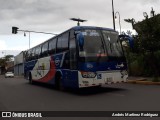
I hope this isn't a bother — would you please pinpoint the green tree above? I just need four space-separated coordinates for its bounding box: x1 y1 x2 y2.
0 55 14 70
4 55 14 61
125 14 160 77
136 15 160 77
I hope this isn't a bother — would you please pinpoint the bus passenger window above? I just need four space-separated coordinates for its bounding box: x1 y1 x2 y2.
62 32 69 51
57 36 62 53
29 48 35 60
41 42 48 57
25 50 31 61
57 32 69 53
69 30 77 69
35 45 41 59
48 38 56 55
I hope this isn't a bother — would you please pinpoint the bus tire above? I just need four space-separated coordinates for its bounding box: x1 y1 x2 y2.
29 72 33 84
55 73 64 91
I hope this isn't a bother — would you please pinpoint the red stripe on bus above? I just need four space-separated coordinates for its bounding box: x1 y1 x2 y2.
39 57 56 82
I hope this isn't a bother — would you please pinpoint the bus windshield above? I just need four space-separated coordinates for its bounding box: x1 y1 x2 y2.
78 29 106 58
102 30 123 57
77 29 123 61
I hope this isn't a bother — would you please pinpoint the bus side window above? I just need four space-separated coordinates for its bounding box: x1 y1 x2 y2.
57 32 69 53
34 47 37 59
48 38 56 55
25 50 30 61
62 32 69 51
35 45 41 59
30 48 35 60
28 49 32 61
57 36 62 53
69 30 77 69
41 42 49 57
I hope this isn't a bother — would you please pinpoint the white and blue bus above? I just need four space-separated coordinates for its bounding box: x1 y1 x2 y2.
24 26 128 89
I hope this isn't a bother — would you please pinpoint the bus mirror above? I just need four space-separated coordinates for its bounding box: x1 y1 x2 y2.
77 32 84 51
119 35 134 48
128 37 134 48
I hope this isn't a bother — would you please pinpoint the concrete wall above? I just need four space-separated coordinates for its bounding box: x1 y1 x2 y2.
14 51 25 76
14 63 24 76
14 51 24 65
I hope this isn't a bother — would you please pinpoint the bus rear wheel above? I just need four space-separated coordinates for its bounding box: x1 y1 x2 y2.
29 73 33 84
55 73 64 91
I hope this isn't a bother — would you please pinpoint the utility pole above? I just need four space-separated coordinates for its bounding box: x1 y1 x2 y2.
112 0 115 30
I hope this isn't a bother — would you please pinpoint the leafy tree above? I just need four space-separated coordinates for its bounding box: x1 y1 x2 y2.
0 58 6 67
135 15 160 77
4 55 14 61
124 18 136 29
0 55 14 72
125 14 160 77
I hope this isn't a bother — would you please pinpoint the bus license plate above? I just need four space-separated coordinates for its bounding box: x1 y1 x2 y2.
106 77 113 83
97 74 102 79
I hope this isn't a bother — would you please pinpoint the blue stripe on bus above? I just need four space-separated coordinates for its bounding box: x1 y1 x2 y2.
24 60 37 72
78 61 127 72
47 69 79 88
61 70 79 88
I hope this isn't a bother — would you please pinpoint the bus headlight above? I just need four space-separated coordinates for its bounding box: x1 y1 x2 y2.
120 70 128 76
81 72 96 78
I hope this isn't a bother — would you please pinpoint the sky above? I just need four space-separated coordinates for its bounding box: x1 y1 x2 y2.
0 0 160 57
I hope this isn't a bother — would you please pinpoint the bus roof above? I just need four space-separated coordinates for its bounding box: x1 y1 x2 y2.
71 26 116 32
26 26 117 51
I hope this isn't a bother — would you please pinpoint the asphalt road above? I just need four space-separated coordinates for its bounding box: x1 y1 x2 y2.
0 75 160 120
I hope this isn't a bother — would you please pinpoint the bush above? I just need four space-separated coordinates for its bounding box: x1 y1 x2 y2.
152 77 160 82
127 51 160 77
130 59 144 76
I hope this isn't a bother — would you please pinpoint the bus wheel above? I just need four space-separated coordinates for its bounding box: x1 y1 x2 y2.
55 73 64 91
29 73 33 84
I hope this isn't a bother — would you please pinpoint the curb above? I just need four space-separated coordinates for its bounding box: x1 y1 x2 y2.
135 81 160 85
127 78 147 83
127 79 160 85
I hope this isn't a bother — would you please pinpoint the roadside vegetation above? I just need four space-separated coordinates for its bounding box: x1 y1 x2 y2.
0 55 14 74
124 12 160 82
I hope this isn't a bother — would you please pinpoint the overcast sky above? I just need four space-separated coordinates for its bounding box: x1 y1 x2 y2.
0 0 160 57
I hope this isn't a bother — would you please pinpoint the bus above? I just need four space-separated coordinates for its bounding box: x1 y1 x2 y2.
24 26 128 89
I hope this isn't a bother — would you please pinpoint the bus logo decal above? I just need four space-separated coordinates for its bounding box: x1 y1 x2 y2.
87 63 93 69
55 57 60 66
116 63 124 68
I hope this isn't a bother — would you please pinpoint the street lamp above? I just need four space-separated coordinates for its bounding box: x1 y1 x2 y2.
143 12 148 19
2 51 6 57
112 0 115 30
115 11 122 34
150 7 155 17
